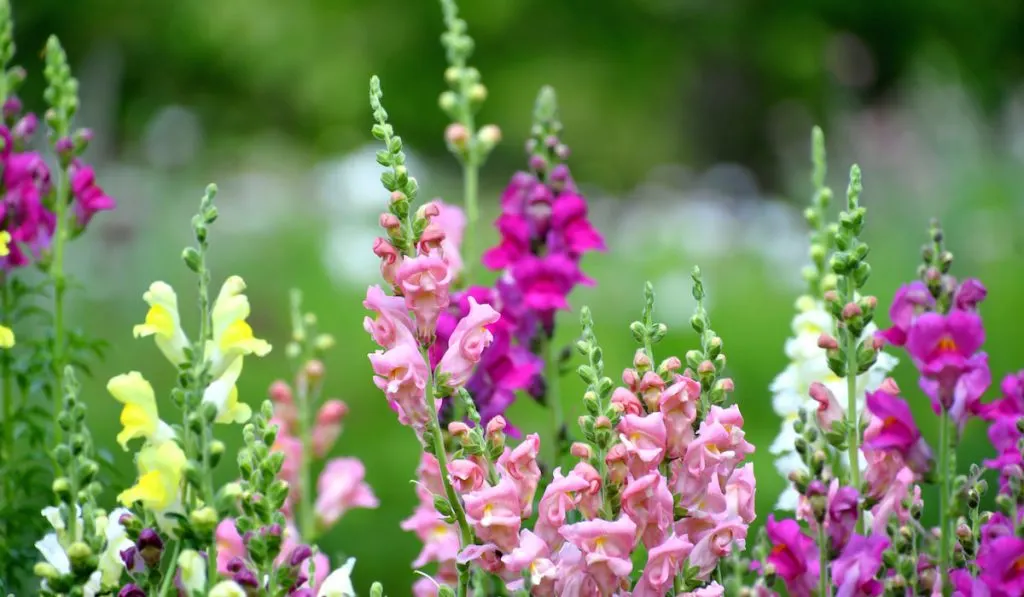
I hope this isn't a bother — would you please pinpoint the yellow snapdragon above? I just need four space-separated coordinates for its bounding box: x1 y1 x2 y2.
133 276 271 376
117 439 187 512
0 231 14 347
201 355 251 424
107 372 175 449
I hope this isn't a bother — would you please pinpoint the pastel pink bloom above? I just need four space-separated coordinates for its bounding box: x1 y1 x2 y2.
416 453 444 499
632 534 694 597
456 543 505 575
369 341 435 431
502 529 557 593
448 458 486 494
438 297 500 388
809 382 844 433
704 405 755 466
679 582 726 597
400 500 460 567
610 387 644 417
659 375 701 458
687 407 755 481
862 444 906 500
497 433 542 516
372 238 403 288
617 412 667 478
570 462 604 519
412 563 458 597
535 467 591 547
620 472 674 548
668 456 708 511
559 515 637 591
312 399 348 457
363 284 416 349
314 457 379 528
271 430 303 489
425 201 466 278
551 542 606 596
869 467 916 536
268 383 297 432
215 519 245 575
765 515 818 597
462 477 523 552
688 517 748 579
395 253 453 340
605 443 629 485
636 371 667 412
725 463 757 524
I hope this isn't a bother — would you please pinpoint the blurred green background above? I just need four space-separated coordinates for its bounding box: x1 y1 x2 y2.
9 0 1024 592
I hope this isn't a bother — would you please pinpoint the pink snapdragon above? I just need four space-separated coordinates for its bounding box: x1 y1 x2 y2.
765 515 819 597
462 477 523 552
809 382 845 432
401 500 460 568
438 297 500 388
313 458 379 528
395 252 453 340
534 467 592 547
363 284 416 349
632 534 693 597
864 383 933 475
369 341 434 431
617 412 667 478
621 472 674 548
312 399 348 457
502 530 557 594
832 534 888 597
659 375 701 458
68 159 116 228
496 432 542 515
447 458 486 494
559 515 637 591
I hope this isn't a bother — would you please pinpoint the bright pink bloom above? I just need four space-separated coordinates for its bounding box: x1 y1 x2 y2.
659 375 701 458
448 458 486 494
559 515 637 591
549 190 605 257
438 297 500 388
215 519 246 575
864 386 933 475
363 285 416 349
953 278 987 312
462 477 523 552
509 253 591 324
68 160 116 228
878 281 934 346
765 515 818 597
400 501 460 567
395 253 453 340
314 457 379 528
826 482 859 552
534 467 591 547
809 382 844 432
369 341 434 431
497 433 542 516
621 472 674 548
312 399 348 457
632 534 693 597
977 536 1024 594
617 412 667 478
832 534 888 597
372 238 403 288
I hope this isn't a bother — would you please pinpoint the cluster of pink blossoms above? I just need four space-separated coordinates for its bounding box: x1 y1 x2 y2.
1 97 114 268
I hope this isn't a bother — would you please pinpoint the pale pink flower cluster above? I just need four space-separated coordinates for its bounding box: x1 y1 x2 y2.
405 349 757 596
365 201 500 435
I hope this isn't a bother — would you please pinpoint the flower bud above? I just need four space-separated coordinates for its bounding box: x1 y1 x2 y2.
448 421 472 438
190 506 219 537
633 348 653 370
269 380 293 405
478 124 501 148
304 360 325 383
439 91 458 114
817 333 839 350
571 442 593 460
34 562 60 580
657 356 682 377
469 84 487 103
444 123 470 150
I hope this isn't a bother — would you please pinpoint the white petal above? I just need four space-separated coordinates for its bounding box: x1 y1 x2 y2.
35 533 71 574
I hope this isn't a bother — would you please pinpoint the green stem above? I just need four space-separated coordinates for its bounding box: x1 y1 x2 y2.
817 523 831 597
462 160 479 282
423 350 474 597
1 275 13 510
541 333 564 468
157 541 183 597
51 165 69 448
938 409 950 587
843 278 863 535
296 367 316 542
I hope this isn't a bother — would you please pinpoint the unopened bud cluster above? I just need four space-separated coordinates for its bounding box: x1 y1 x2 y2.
686 267 734 416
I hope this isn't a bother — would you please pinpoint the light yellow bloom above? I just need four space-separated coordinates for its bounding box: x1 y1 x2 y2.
107 371 176 449
209 581 247 597
133 282 190 366
178 549 206 595
202 356 251 424
0 230 10 257
208 276 271 376
98 508 134 584
0 325 14 348
317 558 357 597
117 440 187 511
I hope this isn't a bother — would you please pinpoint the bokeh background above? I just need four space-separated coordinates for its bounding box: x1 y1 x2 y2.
11 0 1024 592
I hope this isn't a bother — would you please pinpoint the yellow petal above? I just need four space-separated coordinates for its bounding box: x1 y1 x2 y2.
117 470 167 509
0 325 14 349
117 403 156 450
219 320 271 357
108 372 160 450
217 385 252 425
134 282 190 365
0 231 10 257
